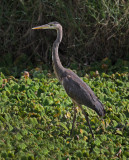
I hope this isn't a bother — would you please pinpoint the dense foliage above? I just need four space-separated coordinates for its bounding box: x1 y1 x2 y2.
1 0 129 74
0 62 129 159
0 1 129 159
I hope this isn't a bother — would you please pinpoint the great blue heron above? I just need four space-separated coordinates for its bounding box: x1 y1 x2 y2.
32 22 106 139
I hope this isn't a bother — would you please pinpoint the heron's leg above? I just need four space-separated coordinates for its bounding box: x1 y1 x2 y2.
78 104 95 139
71 101 77 135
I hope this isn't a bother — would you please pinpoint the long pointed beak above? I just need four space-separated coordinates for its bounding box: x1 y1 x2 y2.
32 24 50 30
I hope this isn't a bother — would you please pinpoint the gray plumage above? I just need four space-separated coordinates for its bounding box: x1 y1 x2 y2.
61 69 105 117
32 22 106 138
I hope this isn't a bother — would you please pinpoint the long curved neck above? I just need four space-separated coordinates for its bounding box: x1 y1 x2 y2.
52 26 65 82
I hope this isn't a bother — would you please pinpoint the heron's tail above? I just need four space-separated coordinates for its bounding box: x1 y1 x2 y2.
94 100 106 117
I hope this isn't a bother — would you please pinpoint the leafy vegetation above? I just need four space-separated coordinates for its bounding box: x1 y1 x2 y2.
1 0 129 159
0 62 129 159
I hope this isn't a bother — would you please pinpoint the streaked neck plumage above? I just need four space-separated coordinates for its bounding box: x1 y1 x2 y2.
52 24 65 82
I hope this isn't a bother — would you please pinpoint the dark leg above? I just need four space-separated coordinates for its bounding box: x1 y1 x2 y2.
71 102 77 135
78 104 95 139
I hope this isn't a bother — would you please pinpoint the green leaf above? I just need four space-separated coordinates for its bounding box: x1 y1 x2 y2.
30 117 38 126
19 143 27 150
21 129 28 136
109 144 114 155
100 135 107 141
93 146 100 155
59 122 68 131
94 138 102 146
123 151 129 157
113 115 121 123
76 150 83 158
126 82 129 87
16 133 23 140
0 116 6 122
116 130 122 135
1 152 7 158
42 148 49 155
8 124 13 131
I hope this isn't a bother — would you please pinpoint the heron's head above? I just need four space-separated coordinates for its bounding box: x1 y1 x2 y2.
32 22 61 30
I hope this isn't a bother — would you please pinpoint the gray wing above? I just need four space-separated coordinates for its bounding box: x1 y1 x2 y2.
62 69 105 116
62 70 96 107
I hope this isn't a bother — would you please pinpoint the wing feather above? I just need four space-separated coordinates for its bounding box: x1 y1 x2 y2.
62 70 97 108
61 69 105 116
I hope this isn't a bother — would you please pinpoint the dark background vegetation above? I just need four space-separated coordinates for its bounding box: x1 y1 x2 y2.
0 0 129 75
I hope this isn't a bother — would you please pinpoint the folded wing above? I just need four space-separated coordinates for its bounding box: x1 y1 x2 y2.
62 69 105 117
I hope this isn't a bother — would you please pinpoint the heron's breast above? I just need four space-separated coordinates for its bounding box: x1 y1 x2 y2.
53 63 63 84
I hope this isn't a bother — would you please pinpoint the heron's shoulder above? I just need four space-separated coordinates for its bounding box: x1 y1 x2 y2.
62 69 85 84
62 69 80 79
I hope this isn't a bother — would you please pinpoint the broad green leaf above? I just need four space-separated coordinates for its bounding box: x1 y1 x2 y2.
19 143 27 150
16 133 23 140
116 130 122 135
59 122 68 131
94 138 101 146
